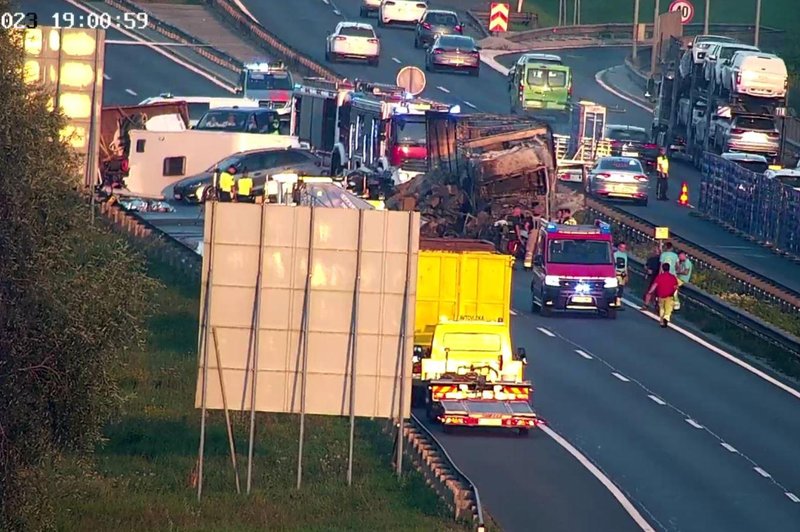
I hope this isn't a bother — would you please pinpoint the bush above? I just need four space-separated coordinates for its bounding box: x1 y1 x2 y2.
0 16 157 529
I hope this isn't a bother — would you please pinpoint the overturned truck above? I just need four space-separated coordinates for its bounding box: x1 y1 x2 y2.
386 112 566 238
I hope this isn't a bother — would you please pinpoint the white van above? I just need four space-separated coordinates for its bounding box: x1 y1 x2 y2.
723 52 787 99
138 94 260 127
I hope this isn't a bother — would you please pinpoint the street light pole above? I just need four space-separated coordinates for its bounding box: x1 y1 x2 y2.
754 0 761 47
633 0 641 64
704 0 710 34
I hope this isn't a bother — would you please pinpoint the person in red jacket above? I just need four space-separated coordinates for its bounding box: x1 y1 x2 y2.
646 263 680 328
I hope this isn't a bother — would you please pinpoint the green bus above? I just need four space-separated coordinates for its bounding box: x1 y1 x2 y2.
508 53 573 116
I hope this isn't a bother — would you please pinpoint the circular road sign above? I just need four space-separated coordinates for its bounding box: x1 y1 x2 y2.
396 66 426 96
669 0 695 24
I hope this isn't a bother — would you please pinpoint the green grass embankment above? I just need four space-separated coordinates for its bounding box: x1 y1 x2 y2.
51 253 466 531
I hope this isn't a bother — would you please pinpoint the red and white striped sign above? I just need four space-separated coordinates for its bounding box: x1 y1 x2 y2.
489 3 510 33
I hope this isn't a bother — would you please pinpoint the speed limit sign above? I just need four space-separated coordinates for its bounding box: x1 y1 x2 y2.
669 0 695 24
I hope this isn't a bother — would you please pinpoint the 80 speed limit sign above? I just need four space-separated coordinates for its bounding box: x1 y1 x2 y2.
669 0 695 24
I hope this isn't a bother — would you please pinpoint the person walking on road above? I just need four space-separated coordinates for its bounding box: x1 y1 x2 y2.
613 242 629 309
647 263 680 328
656 148 670 201
674 251 693 311
641 243 663 310
659 242 679 274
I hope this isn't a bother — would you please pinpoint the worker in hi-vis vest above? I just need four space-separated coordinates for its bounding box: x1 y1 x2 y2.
218 166 236 202
656 148 670 201
236 175 254 203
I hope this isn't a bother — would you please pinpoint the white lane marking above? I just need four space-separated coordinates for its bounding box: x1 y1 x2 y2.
333 9 341 16
231 0 260 23
510 309 518 316
392 57 401 64
575 349 593 360
436 86 450 93
621 298 800 401
721 442 739 453
61 0 236 93
685 418 703 429
594 68 652 112
541 425 656 532
754 467 771 478
536 327 555 337
479 51 511 75
125 88 138 96
786 492 800 503
463 100 477 109
648 394 666 405
103 73 111 80
323 0 329 3
612 372 630 382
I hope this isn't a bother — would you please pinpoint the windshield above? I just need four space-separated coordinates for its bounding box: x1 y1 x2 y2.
526 68 567 87
735 161 769 173
208 154 241 172
393 118 426 145
442 333 502 352
721 46 756 60
425 12 457 25
607 129 649 142
548 239 612 265
340 26 375 38
197 110 248 130
598 158 644 172
437 36 473 48
734 116 775 130
697 35 736 45
246 72 293 91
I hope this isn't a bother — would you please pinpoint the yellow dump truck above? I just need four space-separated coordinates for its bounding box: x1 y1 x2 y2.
413 238 539 435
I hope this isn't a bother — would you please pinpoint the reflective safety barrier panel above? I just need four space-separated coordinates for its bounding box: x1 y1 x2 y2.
699 152 800 256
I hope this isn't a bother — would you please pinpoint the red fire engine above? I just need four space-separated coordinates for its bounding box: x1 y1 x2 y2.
289 78 449 178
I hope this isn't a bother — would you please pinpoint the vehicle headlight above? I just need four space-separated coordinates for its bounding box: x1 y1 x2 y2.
412 355 420 364
604 277 618 288
544 275 561 287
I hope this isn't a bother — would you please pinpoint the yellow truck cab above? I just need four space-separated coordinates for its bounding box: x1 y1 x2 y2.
413 238 539 435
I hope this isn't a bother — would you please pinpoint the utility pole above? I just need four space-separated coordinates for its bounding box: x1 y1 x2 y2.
517 0 524 13
573 0 581 25
754 0 761 47
559 0 566 26
704 0 710 34
633 0 641 64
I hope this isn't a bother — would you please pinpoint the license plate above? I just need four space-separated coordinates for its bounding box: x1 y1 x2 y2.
612 184 637 194
622 150 639 157
571 296 592 303
479 418 503 427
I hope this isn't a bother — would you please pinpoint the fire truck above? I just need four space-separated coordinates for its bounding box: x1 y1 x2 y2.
289 77 449 179
235 61 294 118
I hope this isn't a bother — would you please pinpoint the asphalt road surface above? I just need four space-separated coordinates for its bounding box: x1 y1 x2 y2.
28 0 230 105
235 1 800 530
242 0 800 294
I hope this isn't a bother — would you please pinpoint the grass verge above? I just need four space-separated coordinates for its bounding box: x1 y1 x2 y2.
51 250 467 531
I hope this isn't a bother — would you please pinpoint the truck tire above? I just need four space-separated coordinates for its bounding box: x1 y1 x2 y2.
517 428 530 437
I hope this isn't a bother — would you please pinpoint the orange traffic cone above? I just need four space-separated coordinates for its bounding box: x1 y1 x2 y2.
677 182 689 206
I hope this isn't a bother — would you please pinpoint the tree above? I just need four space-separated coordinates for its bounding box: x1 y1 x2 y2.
0 16 157 529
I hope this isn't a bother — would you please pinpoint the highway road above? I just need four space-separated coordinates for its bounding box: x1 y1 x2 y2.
234 1 800 530
31 0 230 105
242 0 800 295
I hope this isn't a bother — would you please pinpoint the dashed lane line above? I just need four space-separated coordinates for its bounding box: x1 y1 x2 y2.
536 327 555 337
436 86 450 93
754 467 771 478
648 395 666 405
125 88 138 96
612 372 630 382
685 418 704 429
392 57 401 64
575 349 593 360
720 442 739 453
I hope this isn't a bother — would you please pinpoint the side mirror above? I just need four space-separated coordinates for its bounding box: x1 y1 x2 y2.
516 347 528 365
533 255 543 267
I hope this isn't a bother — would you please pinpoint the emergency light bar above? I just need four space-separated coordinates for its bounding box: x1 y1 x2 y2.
545 221 611 234
244 60 286 72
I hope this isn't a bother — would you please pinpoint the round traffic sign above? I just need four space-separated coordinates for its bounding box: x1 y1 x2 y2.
669 0 694 24
396 66 426 96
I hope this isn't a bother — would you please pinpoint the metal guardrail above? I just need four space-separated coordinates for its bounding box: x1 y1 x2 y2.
407 414 486 529
585 197 800 315
101 0 241 85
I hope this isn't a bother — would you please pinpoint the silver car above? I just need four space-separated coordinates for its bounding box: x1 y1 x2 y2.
587 156 650 206
414 9 462 48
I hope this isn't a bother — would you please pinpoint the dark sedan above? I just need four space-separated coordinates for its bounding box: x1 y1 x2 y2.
424 35 480 76
414 9 462 48
605 124 659 170
172 148 323 203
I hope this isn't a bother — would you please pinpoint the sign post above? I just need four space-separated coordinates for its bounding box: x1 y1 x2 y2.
668 0 695 24
395 66 426 96
489 3 510 33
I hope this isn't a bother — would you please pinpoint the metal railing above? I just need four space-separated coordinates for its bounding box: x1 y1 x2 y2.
407 414 486 530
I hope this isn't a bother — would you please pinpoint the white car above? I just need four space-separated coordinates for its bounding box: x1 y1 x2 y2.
360 0 382 17
678 34 738 79
721 51 788 99
703 42 760 88
325 22 380 66
379 0 428 27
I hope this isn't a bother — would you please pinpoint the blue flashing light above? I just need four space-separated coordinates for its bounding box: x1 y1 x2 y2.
596 220 611 234
545 222 558 232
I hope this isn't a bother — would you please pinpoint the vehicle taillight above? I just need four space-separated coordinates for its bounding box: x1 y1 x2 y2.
644 143 657 149
768 131 780 137
367 38 378 44
731 128 745 134
454 24 463 33
610 140 622 147
634 174 648 182
595 172 611 179
736 73 742 85
422 22 431 29
433 49 444 54
471 51 479 57
121 158 129 173
568 84 573 97
334 36 346 41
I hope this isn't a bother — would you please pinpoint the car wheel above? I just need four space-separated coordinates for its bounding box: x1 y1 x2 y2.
368 56 379 67
360 7 368 17
517 428 530 437
540 288 552 317
414 35 420 48
425 60 432 72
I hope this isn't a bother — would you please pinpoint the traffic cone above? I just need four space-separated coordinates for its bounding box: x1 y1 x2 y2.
677 182 689 206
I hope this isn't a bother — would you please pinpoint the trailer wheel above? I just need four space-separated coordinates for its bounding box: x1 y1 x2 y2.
517 428 530 437
606 307 618 320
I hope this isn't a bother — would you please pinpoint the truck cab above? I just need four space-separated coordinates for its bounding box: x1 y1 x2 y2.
236 62 294 117
530 220 619 318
